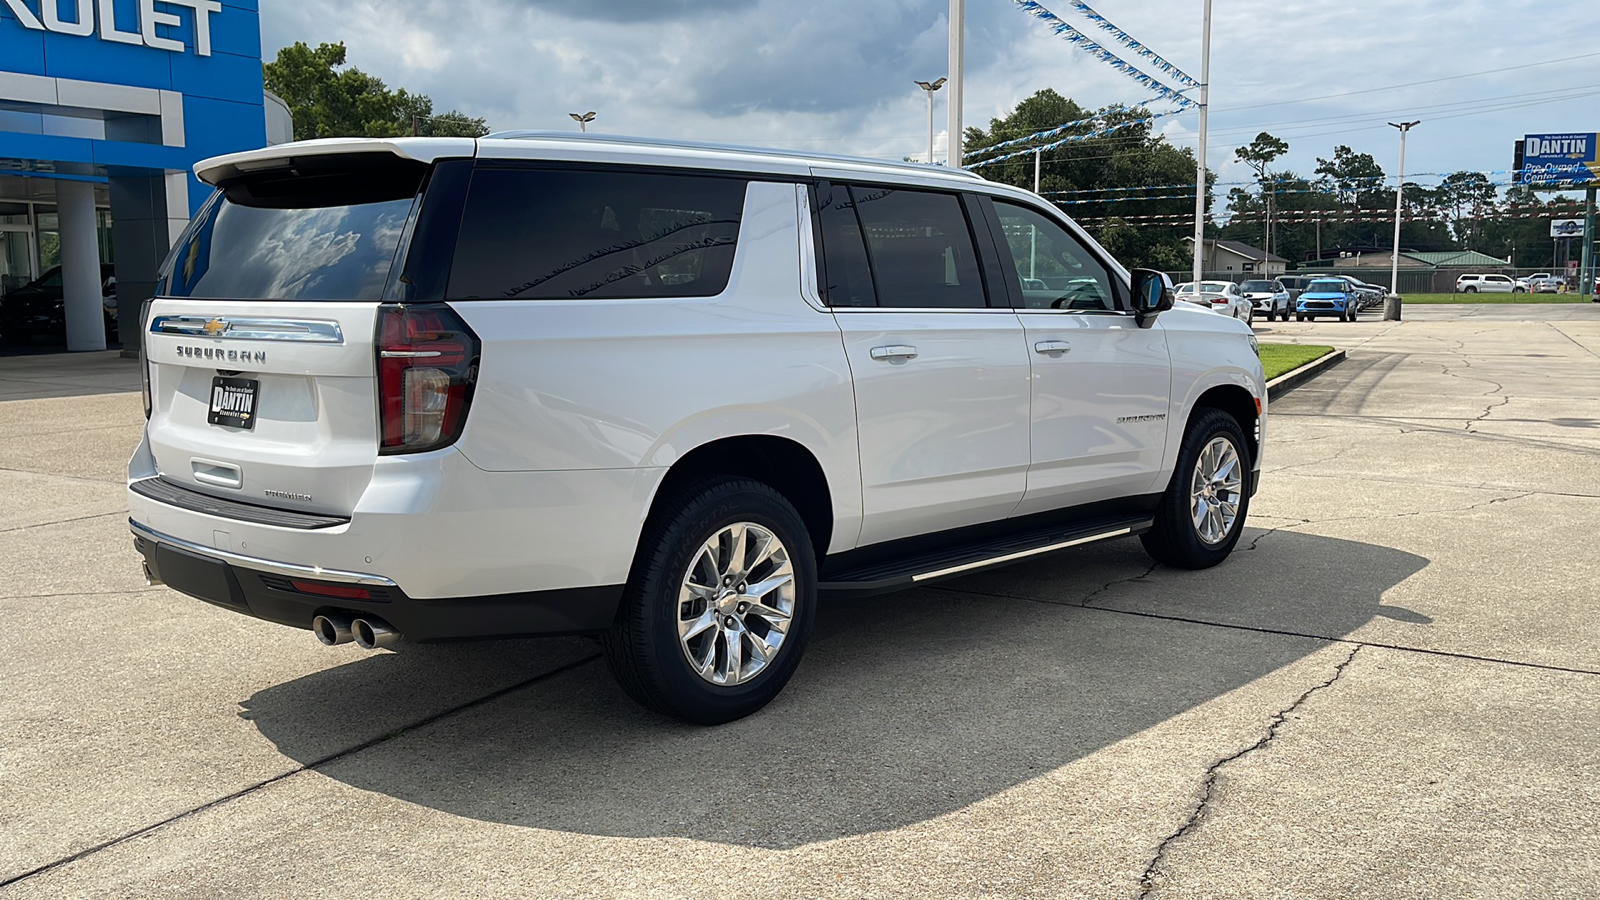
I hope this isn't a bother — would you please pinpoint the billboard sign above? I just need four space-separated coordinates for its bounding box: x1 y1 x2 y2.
1519 133 1600 187
1552 219 1585 238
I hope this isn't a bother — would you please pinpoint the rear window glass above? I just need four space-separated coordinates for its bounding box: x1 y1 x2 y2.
165 155 424 301
446 168 747 300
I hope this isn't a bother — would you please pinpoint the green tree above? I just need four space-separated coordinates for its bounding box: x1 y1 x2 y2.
1233 132 1288 255
1434 171 1498 250
963 89 1212 271
263 42 489 141
1313 145 1388 247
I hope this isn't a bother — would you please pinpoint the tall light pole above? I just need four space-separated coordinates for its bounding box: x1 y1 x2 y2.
1190 0 1212 287
569 111 596 132
914 78 947 164
948 0 964 168
1388 120 1420 303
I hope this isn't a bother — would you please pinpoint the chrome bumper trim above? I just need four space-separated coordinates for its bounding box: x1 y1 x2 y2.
129 518 398 587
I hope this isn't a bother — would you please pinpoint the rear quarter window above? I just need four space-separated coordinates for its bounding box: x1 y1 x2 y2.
445 167 748 300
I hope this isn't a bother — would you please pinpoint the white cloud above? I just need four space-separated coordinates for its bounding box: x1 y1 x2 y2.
261 0 1596 190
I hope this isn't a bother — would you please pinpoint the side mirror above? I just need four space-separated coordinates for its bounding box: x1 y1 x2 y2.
1130 268 1174 325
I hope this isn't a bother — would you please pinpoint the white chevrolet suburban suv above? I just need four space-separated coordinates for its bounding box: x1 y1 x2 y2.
129 134 1265 723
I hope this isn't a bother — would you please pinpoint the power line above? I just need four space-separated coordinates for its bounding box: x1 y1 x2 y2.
1209 50 1600 114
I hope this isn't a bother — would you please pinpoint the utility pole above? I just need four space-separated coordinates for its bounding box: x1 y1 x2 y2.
1387 121 1420 315
1584 185 1597 300
1190 0 1212 286
914 79 947 164
948 0 964 167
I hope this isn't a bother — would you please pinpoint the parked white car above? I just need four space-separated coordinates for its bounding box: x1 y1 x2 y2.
128 134 1266 723
1175 281 1254 322
1455 274 1521 293
1239 279 1291 321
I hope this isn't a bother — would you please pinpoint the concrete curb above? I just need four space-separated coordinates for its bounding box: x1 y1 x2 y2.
1266 349 1347 401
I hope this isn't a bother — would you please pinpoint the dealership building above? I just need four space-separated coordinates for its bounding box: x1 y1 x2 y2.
0 0 288 352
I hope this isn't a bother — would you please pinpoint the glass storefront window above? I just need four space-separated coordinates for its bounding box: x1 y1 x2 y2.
35 209 59 273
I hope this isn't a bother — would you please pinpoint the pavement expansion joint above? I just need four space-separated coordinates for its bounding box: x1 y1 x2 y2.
1136 645 1363 898
0 653 604 891
1547 323 1600 361
0 510 124 536
0 465 123 486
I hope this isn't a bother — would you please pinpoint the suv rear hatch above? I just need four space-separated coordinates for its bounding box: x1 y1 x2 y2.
142 145 476 518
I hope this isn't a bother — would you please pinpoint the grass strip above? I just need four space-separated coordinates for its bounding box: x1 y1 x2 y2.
1259 343 1335 381
1398 293 1591 304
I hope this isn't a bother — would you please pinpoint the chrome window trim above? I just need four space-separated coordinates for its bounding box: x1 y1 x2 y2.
130 519 397 587
150 315 345 344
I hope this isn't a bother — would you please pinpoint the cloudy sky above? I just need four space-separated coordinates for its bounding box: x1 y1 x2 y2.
261 0 1598 198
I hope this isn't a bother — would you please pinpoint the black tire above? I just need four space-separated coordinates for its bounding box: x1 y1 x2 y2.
1295 314 1305 322
602 476 817 725
1140 408 1252 570
1465 286 1477 293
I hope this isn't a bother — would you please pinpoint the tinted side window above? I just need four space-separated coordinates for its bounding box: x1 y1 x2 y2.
447 168 747 300
992 201 1118 311
850 187 987 309
815 183 876 307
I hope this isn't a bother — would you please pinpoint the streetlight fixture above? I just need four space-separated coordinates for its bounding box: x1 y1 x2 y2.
569 111 596 132
914 78 946 165
1387 120 1420 318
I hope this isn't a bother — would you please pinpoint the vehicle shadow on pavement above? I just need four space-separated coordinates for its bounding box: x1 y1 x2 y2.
240 530 1427 849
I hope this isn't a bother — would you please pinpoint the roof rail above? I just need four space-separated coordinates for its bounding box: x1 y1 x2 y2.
480 130 986 181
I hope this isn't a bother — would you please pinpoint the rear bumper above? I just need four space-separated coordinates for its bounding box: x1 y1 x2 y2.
132 519 623 640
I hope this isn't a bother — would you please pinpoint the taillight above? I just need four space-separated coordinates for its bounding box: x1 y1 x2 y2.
376 304 479 454
139 298 153 419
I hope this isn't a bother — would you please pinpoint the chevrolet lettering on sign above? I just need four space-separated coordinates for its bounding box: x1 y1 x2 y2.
0 0 223 56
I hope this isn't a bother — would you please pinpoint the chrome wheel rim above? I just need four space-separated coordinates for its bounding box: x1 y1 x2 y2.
1190 437 1243 545
677 522 795 687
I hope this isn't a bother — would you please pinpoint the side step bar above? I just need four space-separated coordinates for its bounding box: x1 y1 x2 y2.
819 515 1153 597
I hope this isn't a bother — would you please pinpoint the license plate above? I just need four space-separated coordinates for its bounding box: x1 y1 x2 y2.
208 376 258 430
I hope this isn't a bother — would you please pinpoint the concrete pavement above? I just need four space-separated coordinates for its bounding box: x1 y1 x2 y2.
1 306 1597 898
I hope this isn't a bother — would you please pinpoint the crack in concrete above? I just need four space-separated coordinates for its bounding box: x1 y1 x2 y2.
1137 645 1363 898
1078 561 1159 607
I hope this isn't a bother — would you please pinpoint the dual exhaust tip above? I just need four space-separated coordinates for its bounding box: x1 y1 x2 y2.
312 613 400 650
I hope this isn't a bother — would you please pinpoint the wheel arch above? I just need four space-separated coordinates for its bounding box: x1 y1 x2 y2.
1191 383 1261 464
643 434 835 562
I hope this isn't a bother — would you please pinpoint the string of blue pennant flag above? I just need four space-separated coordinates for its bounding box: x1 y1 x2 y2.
1056 0 1199 88
966 113 1174 168
1009 1 1196 110
962 104 1134 160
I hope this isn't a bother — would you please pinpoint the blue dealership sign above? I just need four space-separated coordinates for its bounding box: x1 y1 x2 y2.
1518 133 1600 187
1 0 265 212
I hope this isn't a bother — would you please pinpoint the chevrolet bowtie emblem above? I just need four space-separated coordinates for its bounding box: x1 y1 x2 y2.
202 318 230 336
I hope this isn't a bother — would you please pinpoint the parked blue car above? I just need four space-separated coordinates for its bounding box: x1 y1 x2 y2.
1295 278 1360 322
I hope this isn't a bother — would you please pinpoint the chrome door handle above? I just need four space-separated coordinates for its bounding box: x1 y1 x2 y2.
870 345 918 361
1034 340 1072 354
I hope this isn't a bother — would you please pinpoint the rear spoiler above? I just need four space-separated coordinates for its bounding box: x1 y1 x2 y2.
194 138 479 187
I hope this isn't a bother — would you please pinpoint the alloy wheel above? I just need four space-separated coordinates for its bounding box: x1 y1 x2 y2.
676 522 796 686
1189 437 1243 545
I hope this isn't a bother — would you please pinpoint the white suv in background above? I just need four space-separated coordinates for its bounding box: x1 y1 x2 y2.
1455 274 1520 293
128 134 1266 723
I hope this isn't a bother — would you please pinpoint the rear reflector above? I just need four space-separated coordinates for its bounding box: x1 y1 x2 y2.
289 580 372 600
376 305 479 454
